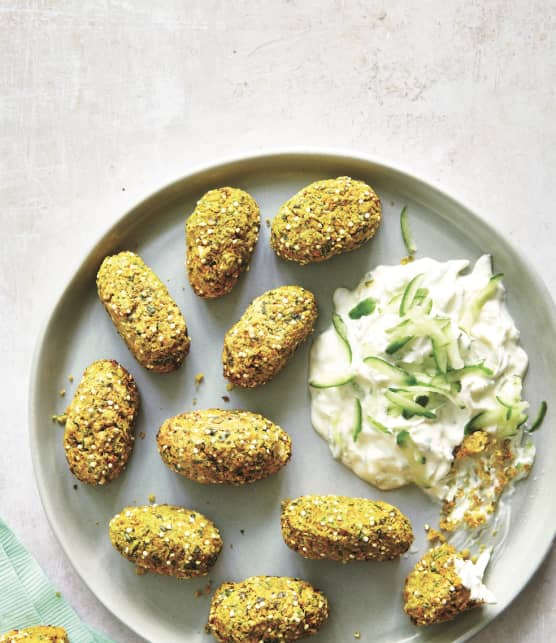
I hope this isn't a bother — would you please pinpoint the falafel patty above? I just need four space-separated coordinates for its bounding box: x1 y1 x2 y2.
64 359 139 485
207 576 329 643
186 187 260 298
222 285 318 388
0 627 68 643
97 251 190 372
403 544 490 626
281 495 413 562
109 504 222 579
157 408 292 484
271 176 381 264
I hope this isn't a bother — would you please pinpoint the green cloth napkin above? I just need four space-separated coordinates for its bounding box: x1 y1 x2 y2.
0 517 115 643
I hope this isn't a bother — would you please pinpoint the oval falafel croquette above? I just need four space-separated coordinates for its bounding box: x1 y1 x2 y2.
281 495 414 562
186 187 260 298
64 359 139 485
207 576 329 643
109 504 222 579
0 627 68 643
404 544 494 626
97 251 190 372
222 285 318 388
271 176 382 265
157 408 292 484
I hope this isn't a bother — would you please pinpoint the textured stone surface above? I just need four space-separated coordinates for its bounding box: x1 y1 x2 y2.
1 1 555 641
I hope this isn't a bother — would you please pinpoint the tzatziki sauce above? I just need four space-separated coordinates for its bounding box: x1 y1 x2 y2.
309 256 533 517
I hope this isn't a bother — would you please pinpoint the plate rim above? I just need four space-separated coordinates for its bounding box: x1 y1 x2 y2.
28 148 556 642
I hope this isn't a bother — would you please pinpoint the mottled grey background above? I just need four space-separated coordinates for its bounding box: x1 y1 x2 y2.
1 1 555 641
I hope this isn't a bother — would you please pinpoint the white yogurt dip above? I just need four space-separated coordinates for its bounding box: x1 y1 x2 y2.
309 256 535 526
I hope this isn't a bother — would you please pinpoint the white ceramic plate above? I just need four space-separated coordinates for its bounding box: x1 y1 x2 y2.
30 152 556 643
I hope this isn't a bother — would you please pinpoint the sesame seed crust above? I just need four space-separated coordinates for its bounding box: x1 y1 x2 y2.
270 176 382 265
186 187 260 298
157 408 292 485
0 626 68 643
64 359 139 485
207 576 329 643
97 251 190 372
222 285 318 388
403 544 481 626
281 495 413 563
108 504 223 579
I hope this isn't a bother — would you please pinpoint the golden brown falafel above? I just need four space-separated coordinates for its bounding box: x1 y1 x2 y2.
64 359 139 485
157 408 292 484
222 285 318 388
0 627 68 643
271 177 381 265
186 187 260 298
207 576 329 643
403 544 487 626
281 495 413 562
97 251 190 372
109 504 222 579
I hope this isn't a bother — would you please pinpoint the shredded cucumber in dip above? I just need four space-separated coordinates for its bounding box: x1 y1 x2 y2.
309 256 538 533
